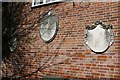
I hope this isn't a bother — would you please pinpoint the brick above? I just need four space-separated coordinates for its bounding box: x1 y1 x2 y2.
107 65 116 68
2 2 120 79
78 55 85 58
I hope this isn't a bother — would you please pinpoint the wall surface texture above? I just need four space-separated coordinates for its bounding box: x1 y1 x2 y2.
2 2 120 79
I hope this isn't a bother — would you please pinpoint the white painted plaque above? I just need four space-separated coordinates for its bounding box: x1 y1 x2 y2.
85 21 114 53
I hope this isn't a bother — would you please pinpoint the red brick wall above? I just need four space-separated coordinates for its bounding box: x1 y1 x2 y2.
3 2 120 79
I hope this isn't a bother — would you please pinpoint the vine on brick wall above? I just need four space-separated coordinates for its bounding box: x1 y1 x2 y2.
2 2 91 79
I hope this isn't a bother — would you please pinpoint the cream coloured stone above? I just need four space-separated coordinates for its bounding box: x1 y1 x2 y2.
85 24 114 53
